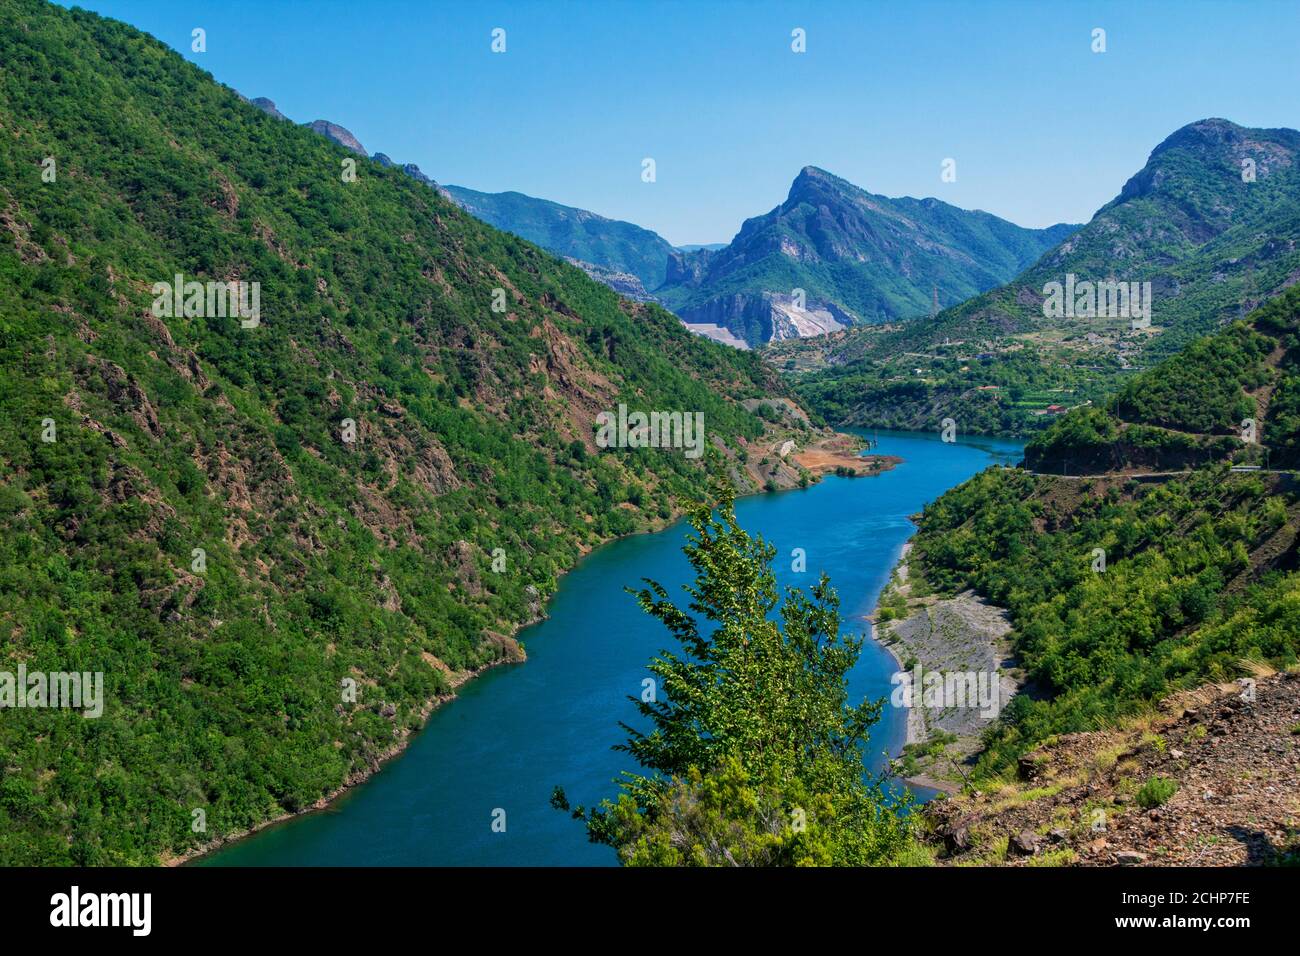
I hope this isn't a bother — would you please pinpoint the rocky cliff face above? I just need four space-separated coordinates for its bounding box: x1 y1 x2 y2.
305 119 367 155
663 246 715 287
373 152 435 188
563 258 656 302
676 291 852 344
250 96 287 121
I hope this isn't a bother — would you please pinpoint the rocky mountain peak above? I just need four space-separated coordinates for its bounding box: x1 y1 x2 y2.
1118 118 1300 204
1150 117 1248 157
250 96 287 121
657 165 1078 346
306 120 366 156
787 165 849 205
373 152 435 188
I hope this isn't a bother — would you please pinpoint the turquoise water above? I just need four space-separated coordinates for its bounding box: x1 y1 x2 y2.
202 430 1022 866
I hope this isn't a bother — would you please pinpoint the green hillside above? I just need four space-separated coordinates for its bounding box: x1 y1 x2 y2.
907 288 1300 781
0 0 799 864
1024 285 1300 472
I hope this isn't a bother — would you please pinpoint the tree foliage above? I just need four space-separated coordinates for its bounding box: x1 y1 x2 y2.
557 484 918 866
913 465 1300 778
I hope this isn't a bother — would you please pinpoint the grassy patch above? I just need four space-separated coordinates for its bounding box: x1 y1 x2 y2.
1136 776 1180 809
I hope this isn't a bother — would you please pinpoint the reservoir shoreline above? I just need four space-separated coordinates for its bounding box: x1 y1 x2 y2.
177 437 901 866
169 653 516 866
195 430 1022 867
874 541 1022 796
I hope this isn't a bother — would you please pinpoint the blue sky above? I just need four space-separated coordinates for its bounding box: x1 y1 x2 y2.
66 0 1300 246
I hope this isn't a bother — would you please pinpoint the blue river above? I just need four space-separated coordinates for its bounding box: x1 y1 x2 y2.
202 429 1022 865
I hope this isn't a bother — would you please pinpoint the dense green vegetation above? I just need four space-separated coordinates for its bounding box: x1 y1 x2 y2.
913 464 1300 779
794 346 1113 438
0 0 792 864
1025 285 1300 472
1023 406 1241 473
908 289 1300 783
1109 323 1271 434
554 484 920 866
909 286 1300 785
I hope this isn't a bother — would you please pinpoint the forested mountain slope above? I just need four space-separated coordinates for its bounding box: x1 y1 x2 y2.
0 0 811 864
250 100 685 305
1024 285 1300 472
440 184 678 296
901 290 1300 810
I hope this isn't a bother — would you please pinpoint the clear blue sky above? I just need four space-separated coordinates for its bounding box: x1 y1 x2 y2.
65 0 1300 246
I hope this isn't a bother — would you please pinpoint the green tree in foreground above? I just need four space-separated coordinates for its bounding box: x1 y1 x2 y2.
554 482 920 866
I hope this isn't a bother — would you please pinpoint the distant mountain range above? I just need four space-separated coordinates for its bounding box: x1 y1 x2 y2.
438 184 679 295
439 167 1077 349
787 118 1300 436
280 103 1078 349
281 106 1300 379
